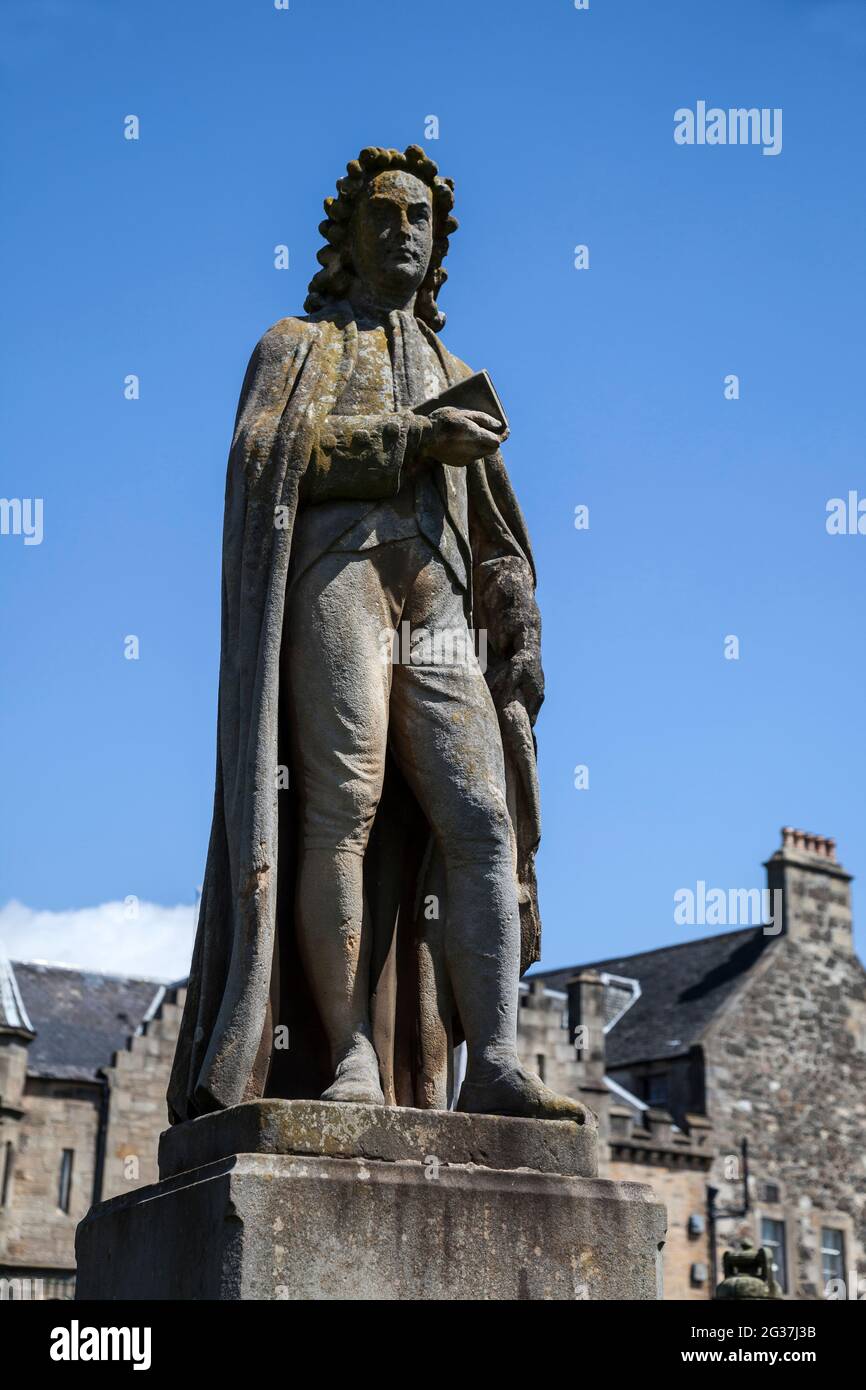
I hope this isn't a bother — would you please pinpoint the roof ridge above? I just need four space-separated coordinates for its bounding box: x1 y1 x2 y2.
531 925 763 977
12 958 172 986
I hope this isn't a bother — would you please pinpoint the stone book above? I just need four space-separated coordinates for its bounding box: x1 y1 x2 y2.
415 369 508 432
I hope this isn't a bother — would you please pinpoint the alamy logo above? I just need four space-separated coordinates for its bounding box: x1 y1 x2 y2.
674 881 782 934
825 1270 866 1300
379 621 487 673
50 1319 151 1371
674 102 782 157
826 491 866 535
0 496 43 545
0 1276 44 1299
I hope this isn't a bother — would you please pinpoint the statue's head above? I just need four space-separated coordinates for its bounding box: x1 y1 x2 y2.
305 145 458 330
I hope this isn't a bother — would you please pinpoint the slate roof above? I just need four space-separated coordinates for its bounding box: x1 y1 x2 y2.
532 927 772 1068
6 929 773 1079
11 961 164 1081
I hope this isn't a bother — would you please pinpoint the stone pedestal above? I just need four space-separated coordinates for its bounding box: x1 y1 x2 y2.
75 1100 666 1300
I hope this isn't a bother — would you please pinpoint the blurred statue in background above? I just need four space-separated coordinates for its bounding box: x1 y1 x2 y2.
715 1241 782 1300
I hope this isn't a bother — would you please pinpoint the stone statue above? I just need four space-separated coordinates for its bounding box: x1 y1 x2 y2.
715 1241 782 1299
167 145 584 1125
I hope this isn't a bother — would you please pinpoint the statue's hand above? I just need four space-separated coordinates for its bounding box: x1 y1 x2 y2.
489 644 545 724
415 407 508 469
474 555 544 723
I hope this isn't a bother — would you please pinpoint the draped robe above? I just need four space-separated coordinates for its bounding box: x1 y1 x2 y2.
167 302 544 1123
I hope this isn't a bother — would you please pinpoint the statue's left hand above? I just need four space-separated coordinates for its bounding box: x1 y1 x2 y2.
489 644 544 724
475 555 544 722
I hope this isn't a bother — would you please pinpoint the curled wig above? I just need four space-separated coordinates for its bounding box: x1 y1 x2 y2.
304 144 458 331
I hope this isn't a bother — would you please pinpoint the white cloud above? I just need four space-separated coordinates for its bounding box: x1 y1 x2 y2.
0 899 196 981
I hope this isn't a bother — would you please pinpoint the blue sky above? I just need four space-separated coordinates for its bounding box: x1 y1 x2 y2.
1 0 864 978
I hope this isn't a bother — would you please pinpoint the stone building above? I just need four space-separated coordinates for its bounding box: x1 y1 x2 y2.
0 957 185 1299
1 827 863 1300
515 971 715 1300
521 828 866 1301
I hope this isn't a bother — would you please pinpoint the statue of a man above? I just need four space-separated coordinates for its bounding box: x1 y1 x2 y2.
168 145 583 1124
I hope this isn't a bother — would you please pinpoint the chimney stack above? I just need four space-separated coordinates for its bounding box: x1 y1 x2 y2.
764 828 853 951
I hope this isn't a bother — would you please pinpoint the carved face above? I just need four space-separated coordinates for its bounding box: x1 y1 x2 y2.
350 170 433 302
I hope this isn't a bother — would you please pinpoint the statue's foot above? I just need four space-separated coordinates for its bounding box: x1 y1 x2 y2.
457 1063 591 1124
320 1040 384 1106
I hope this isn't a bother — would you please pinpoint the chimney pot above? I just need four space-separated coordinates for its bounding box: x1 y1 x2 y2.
779 828 838 863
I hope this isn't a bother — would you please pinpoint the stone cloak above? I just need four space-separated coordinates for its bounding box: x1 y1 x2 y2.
167 303 544 1123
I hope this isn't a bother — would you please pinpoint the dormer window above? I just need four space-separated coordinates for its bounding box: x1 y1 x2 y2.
644 1072 670 1108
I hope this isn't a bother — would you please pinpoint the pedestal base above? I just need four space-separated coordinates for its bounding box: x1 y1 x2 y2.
75 1101 666 1301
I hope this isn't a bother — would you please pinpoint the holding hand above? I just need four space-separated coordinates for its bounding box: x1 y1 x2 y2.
415 406 508 468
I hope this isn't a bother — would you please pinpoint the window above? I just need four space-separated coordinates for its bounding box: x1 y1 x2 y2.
58 1150 74 1214
820 1228 845 1286
644 1072 669 1108
1 1143 13 1207
761 1217 788 1293
760 1182 780 1205
536 1053 546 1083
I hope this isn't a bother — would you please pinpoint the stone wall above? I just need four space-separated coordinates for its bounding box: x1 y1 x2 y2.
0 987 185 1285
515 980 582 1099
606 1108 713 1300
515 978 714 1300
0 1032 31 1269
101 988 185 1199
0 1077 101 1273
704 835 866 1299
